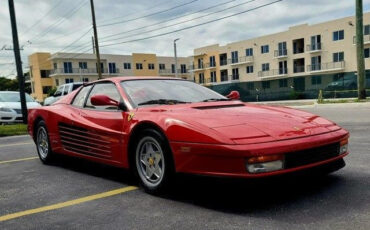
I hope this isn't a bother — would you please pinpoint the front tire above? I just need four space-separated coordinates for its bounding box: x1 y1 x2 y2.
134 129 174 194
35 120 54 164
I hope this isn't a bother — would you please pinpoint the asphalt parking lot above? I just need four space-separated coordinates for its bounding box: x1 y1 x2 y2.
0 103 369 230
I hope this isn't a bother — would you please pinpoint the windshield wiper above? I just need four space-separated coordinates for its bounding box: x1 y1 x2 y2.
201 98 230 102
138 99 189 106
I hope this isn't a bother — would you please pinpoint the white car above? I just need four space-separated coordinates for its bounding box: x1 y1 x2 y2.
0 91 41 123
44 82 83 106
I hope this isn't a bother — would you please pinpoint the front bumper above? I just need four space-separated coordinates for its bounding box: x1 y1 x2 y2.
0 111 21 123
170 128 349 178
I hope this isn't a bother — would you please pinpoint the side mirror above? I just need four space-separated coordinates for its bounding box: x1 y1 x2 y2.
90 94 128 111
226 90 240 100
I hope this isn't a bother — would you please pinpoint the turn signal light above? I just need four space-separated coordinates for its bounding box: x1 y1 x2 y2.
247 154 284 164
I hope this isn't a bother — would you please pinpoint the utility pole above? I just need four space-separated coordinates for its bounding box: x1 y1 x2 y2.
356 0 366 99
90 0 102 79
8 0 27 124
174 38 180 78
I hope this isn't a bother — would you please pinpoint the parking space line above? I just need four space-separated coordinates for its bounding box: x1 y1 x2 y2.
0 157 39 164
0 142 33 148
0 186 138 222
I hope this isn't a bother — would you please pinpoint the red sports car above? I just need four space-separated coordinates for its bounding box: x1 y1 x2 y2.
28 77 349 193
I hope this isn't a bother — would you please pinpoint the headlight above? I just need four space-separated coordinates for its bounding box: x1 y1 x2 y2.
0 107 13 112
246 154 284 174
340 139 349 154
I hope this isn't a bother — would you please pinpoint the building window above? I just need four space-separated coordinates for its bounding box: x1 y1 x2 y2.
364 24 370 35
247 82 254 90
333 30 344 41
63 62 72 73
123 63 131 69
171 64 175 73
210 71 216 82
180 64 187 73
279 79 288 88
277 42 287 56
79 62 87 69
136 63 143 69
83 78 89 82
262 63 270 71
246 48 253 56
310 35 322 50
220 70 228 81
209 56 216 67
53 63 57 70
246 65 253 74
311 56 321 71
108 63 117 73
333 52 344 62
261 45 269 54
42 86 52 94
65 78 74 84
148 63 155 70
197 58 204 69
40 70 50 78
159 64 165 70
231 51 238 63
279 60 288 74
311 76 322 85
55 79 59 86
199 73 205 84
232 68 239 80
365 48 370 58
262 81 270 89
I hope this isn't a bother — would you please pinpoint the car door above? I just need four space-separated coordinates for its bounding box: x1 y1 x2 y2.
59 82 128 165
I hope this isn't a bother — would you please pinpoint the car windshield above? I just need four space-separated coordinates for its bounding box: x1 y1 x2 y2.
0 92 35 102
120 79 227 106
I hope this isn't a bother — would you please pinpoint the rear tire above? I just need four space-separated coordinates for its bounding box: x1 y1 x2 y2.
133 129 174 194
35 120 54 164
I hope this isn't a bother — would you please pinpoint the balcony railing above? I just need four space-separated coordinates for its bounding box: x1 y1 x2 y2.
229 74 240 81
306 43 322 52
188 64 204 71
50 68 121 75
228 56 254 65
274 49 287 58
258 69 288 77
204 62 217 68
159 69 188 75
307 61 345 72
353 35 370 44
293 65 305 73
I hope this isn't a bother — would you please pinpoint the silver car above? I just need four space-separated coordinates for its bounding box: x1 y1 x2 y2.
43 82 83 106
0 91 41 123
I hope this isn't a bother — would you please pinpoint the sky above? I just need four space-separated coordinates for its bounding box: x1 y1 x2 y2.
0 0 370 78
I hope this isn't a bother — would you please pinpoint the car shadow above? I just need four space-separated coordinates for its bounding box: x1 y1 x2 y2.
50 154 360 217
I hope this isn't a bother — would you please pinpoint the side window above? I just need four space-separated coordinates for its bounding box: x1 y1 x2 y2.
85 83 121 110
54 85 64 97
63 85 71 95
72 85 93 107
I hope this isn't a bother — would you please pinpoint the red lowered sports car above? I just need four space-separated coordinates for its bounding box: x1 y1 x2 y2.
28 77 349 193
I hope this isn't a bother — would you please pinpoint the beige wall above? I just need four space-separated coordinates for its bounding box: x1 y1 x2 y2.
132 53 158 76
28 53 53 101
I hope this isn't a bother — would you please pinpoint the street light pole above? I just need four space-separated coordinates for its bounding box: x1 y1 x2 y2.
174 38 180 78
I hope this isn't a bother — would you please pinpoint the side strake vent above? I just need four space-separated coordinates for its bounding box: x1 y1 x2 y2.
193 104 245 110
58 123 111 158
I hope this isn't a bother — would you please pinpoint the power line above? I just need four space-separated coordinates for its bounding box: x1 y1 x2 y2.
19 0 64 36
100 0 282 48
100 0 238 40
99 0 199 27
97 0 174 24
100 0 256 44
26 0 88 44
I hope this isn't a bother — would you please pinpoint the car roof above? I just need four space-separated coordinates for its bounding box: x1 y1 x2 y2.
98 76 185 84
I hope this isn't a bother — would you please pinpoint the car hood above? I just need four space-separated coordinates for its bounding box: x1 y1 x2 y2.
139 102 340 144
0 102 41 109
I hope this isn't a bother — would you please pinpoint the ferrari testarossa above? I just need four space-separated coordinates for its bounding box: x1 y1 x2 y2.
28 77 349 193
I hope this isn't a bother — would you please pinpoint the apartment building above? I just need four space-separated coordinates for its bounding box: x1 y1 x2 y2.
28 52 192 101
191 12 370 98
